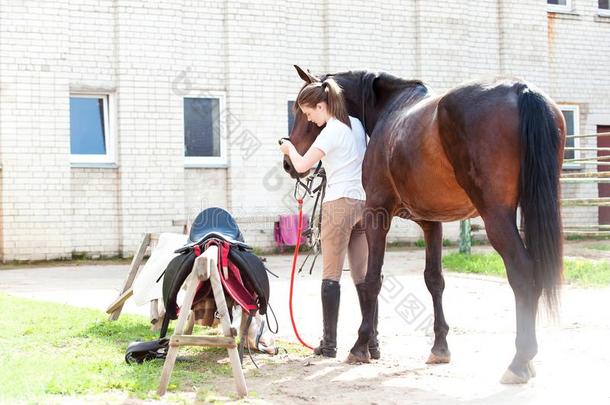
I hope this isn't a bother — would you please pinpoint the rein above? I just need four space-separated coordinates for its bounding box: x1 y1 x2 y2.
279 137 327 349
288 163 326 350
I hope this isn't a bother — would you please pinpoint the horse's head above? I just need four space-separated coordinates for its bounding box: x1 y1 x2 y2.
281 65 325 179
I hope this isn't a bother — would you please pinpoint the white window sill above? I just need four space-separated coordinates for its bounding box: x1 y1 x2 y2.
597 9 610 17
185 163 229 169
71 162 119 169
547 7 578 15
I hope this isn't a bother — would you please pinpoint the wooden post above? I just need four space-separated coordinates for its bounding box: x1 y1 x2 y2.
459 220 471 255
107 233 151 320
157 268 200 395
157 245 248 398
208 250 248 397
184 310 195 336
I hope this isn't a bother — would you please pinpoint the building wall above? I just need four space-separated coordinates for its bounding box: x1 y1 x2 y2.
0 0 608 261
0 0 73 261
547 3 610 229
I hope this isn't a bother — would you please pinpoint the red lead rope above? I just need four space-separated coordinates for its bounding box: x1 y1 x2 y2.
288 198 314 350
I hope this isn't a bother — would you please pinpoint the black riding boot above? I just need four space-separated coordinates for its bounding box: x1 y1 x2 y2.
355 283 381 360
313 279 340 358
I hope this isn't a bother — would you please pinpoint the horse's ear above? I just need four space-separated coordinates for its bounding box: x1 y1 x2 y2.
294 65 317 83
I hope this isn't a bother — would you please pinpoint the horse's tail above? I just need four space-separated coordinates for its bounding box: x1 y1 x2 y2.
516 84 563 312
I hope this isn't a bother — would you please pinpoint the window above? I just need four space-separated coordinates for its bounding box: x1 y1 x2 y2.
560 105 580 169
547 0 572 12
70 94 115 165
288 100 295 134
599 0 610 16
184 94 226 167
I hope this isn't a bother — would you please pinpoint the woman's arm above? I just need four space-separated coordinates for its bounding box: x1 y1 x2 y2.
282 142 325 173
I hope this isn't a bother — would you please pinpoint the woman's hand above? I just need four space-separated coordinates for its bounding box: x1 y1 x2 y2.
279 140 294 155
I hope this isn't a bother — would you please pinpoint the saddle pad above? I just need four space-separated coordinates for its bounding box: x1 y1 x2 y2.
133 233 188 306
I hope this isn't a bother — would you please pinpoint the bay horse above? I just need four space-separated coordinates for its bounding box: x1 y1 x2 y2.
283 65 565 384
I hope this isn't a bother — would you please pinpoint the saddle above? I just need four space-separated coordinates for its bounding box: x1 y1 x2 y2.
186 207 250 248
125 207 271 364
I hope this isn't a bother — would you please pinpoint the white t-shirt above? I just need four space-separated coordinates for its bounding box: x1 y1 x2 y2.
311 116 367 202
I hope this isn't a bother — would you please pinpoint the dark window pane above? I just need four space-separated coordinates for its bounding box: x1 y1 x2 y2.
70 97 106 155
288 100 295 134
184 98 220 157
562 110 575 161
600 0 609 10
547 0 566 5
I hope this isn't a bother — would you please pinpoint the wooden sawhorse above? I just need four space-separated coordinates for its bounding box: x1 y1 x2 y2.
156 244 248 397
105 233 247 397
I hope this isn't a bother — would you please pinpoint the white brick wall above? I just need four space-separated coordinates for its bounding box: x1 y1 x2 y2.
0 0 608 261
70 168 120 257
0 1 73 261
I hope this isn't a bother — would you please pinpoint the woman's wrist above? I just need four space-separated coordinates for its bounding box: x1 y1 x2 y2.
288 144 300 161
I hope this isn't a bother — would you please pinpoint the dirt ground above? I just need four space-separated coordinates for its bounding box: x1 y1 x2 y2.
1 241 609 404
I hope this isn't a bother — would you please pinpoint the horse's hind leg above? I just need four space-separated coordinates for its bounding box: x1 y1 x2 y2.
481 207 540 384
347 197 395 364
418 221 450 364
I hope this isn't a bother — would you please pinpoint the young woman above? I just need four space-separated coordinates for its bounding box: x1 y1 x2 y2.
279 78 379 359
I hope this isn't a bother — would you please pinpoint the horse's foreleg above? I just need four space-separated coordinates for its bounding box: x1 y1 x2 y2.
482 209 540 384
347 204 393 364
418 221 451 364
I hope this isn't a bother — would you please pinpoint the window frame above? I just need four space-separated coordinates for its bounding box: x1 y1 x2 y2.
287 98 296 135
559 104 581 170
599 0 610 17
547 0 573 13
69 93 116 166
183 92 228 168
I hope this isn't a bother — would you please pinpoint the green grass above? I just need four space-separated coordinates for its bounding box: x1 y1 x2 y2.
442 252 610 287
0 294 239 402
566 234 610 242
586 242 610 252
0 257 131 270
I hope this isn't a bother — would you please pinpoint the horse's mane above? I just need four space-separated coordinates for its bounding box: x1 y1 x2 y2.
332 70 428 131
356 70 427 108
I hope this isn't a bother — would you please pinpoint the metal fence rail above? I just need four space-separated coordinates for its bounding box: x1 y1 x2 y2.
561 131 608 236
458 131 609 251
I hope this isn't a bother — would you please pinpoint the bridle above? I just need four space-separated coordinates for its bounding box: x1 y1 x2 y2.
296 163 325 275
278 137 327 274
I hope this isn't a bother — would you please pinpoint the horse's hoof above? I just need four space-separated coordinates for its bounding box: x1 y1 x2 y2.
369 347 381 360
346 351 370 364
527 362 536 378
500 367 530 384
425 352 451 364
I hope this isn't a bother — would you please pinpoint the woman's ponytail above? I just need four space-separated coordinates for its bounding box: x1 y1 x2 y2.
296 78 351 129
323 79 351 129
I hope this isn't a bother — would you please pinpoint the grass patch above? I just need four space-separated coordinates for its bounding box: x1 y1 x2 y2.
0 257 131 270
566 234 610 242
442 252 610 287
586 242 610 252
0 293 236 402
